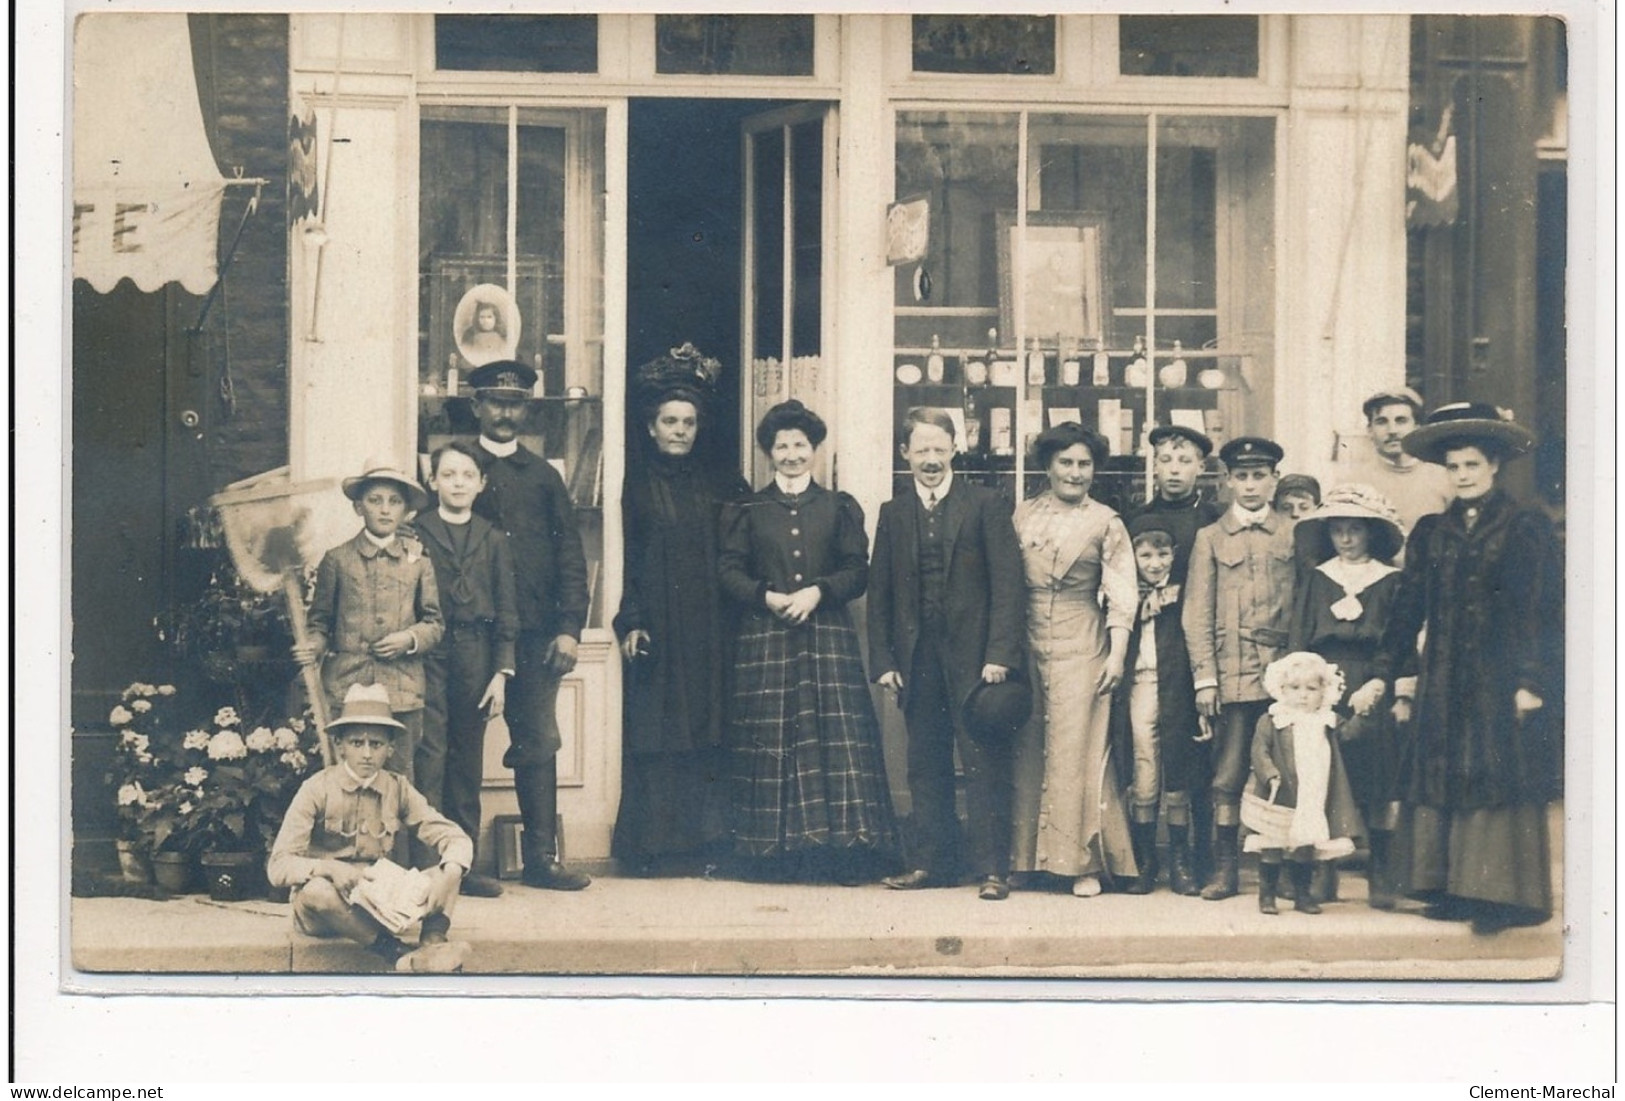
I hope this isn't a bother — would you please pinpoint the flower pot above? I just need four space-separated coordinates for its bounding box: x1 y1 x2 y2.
115 840 152 884
151 851 199 893
201 851 267 902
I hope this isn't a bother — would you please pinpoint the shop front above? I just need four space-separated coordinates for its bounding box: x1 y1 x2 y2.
286 13 1409 863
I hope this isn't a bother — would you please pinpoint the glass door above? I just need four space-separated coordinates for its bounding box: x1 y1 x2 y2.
740 103 836 487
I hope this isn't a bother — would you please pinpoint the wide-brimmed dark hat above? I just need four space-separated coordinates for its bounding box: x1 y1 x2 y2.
341 455 428 512
1147 423 1213 458
1219 436 1284 470
467 359 537 399
1402 401 1536 464
633 342 721 411
1296 483 1406 564
963 671 1033 746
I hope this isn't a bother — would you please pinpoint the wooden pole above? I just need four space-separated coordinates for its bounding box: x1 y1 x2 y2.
281 571 334 768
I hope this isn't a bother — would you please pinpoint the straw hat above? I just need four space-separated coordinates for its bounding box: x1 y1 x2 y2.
1296 483 1406 564
1402 401 1536 465
341 455 428 512
326 684 406 733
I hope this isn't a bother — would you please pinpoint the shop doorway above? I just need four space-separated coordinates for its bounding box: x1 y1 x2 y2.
626 97 834 486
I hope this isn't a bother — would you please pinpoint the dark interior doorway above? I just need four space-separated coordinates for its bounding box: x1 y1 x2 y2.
626 97 784 473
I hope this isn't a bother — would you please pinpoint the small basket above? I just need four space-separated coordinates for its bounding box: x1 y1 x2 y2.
1240 790 1294 837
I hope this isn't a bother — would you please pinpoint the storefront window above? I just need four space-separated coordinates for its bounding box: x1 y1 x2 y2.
1119 16 1259 79
417 106 608 624
911 16 1056 75
655 15 814 76
894 109 1275 508
435 15 598 74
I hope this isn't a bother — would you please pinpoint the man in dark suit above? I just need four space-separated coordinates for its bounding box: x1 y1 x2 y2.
466 360 592 891
869 408 1026 900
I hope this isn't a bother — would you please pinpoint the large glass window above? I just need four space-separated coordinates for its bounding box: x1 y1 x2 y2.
1119 16 1260 79
435 15 598 74
893 109 1275 508
655 15 814 76
417 106 608 624
911 16 1056 75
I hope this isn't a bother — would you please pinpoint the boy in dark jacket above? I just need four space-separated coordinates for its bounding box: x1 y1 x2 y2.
1112 519 1208 895
416 441 520 897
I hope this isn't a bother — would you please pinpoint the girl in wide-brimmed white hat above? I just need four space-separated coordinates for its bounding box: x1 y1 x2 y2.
1289 482 1407 909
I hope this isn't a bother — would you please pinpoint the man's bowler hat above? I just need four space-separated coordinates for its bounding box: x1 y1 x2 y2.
963 672 1033 746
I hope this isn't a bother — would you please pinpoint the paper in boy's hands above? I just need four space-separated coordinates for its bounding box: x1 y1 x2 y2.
346 857 433 935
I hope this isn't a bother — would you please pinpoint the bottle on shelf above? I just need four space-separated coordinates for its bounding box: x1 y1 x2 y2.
926 333 946 384
1091 338 1111 387
1026 337 1047 387
966 328 993 386
533 353 547 398
1060 338 1081 387
1125 335 1150 388
446 353 460 397
1160 339 1189 387
1198 357 1227 389
962 384 985 459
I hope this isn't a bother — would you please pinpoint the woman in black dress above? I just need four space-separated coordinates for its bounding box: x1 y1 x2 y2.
719 400 899 884
1376 403 1564 934
612 345 749 874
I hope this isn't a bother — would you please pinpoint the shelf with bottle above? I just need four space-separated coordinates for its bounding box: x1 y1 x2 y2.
894 337 1242 392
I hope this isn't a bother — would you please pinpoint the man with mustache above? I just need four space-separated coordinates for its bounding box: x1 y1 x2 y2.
466 360 592 891
1343 386 1453 538
869 407 1026 900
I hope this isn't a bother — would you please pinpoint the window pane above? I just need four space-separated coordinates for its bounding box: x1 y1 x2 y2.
912 16 1056 75
1119 16 1259 78
790 120 822 358
751 127 785 362
655 15 814 76
435 15 598 74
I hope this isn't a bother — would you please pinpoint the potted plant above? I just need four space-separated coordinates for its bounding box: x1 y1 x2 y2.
104 682 182 883
148 705 323 901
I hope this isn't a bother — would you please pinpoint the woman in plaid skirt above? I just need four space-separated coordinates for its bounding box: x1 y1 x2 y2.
718 400 900 884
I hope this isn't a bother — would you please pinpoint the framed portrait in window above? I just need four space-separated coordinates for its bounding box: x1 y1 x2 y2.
997 210 1107 347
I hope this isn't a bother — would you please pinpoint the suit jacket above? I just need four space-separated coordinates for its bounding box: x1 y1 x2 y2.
306 531 444 712
413 511 520 675
471 443 590 639
867 480 1025 713
1182 509 1298 704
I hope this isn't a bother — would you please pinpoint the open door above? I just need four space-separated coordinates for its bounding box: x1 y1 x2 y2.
740 103 837 487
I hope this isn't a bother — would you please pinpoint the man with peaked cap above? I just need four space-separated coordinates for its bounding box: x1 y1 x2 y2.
465 359 592 891
1183 435 1298 900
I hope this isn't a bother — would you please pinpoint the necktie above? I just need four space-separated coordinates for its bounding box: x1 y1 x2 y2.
925 491 938 512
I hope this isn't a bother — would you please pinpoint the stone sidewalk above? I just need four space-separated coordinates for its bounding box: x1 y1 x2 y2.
70 867 1564 981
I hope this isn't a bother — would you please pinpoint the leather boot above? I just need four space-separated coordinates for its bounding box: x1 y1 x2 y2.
1311 861 1340 904
1201 825 1240 901
1126 821 1159 895
1257 862 1281 915
1191 801 1215 889
1291 862 1322 913
1167 825 1199 896
1366 831 1396 910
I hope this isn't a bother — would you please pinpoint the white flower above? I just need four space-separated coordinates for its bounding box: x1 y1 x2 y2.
184 766 209 786
273 727 299 751
288 718 307 734
119 730 149 751
109 705 134 727
135 751 153 764
245 727 276 753
116 782 146 807
131 699 153 714
206 729 248 760
157 684 177 696
280 749 308 773
183 730 211 751
213 707 240 728
179 801 195 816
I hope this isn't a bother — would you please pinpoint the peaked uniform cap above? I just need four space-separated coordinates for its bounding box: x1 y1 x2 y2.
467 359 537 399
1219 436 1284 469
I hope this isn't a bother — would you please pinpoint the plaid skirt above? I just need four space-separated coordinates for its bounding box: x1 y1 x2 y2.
729 605 899 858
